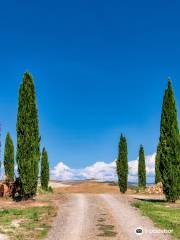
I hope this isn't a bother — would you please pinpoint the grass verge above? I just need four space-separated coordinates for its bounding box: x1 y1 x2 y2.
0 206 56 240
132 200 180 239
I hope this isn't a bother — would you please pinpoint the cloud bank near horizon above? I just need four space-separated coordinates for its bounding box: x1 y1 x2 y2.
50 153 156 183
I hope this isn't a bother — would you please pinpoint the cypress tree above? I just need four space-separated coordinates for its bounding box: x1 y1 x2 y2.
116 134 128 193
158 80 180 202
41 147 49 191
4 133 14 181
138 145 146 188
16 72 40 198
155 145 161 183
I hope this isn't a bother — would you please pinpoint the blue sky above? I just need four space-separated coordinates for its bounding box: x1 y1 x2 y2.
1 0 180 169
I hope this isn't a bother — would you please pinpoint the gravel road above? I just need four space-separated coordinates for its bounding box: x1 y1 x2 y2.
0 234 8 240
46 194 87 240
46 193 172 240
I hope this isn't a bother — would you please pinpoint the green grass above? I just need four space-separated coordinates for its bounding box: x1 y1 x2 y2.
133 200 180 239
0 206 55 240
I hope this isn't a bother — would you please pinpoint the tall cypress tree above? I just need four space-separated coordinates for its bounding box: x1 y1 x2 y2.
41 147 49 191
158 80 180 202
138 145 146 188
16 72 40 198
4 133 14 181
116 134 128 193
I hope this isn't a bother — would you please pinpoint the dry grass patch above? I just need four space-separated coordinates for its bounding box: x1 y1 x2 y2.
54 181 120 194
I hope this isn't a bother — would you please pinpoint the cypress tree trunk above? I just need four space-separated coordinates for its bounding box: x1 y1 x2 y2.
41 147 49 191
158 80 180 202
4 133 14 181
116 134 128 193
138 145 146 188
16 72 40 199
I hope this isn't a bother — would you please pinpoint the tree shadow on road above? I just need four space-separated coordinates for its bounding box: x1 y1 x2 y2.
134 197 166 203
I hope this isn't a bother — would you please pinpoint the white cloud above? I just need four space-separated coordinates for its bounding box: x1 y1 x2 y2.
50 161 117 181
50 162 75 180
50 153 156 183
81 161 117 181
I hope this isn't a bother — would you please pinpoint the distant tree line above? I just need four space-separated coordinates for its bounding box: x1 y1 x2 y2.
116 79 180 202
1 72 50 199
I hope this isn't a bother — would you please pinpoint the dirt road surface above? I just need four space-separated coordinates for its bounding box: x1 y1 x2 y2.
46 193 171 240
0 234 8 240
